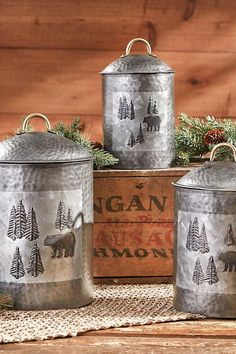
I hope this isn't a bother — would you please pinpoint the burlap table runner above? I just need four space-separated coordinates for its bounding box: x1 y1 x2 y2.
0 284 203 343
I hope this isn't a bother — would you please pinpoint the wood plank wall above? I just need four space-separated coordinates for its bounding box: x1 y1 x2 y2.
0 0 235 140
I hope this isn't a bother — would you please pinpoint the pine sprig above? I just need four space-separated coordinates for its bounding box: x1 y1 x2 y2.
177 113 211 132
53 117 118 169
92 148 118 169
174 113 236 165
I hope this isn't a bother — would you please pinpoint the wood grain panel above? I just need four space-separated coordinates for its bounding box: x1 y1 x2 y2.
0 0 235 138
2 336 236 353
0 0 189 18
0 0 236 52
0 113 102 141
2 0 236 20
0 49 235 130
2 318 236 353
90 320 236 337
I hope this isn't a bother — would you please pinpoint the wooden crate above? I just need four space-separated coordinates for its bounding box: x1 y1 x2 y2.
93 167 192 277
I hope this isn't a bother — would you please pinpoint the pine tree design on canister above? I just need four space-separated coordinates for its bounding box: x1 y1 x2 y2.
122 96 129 120
205 256 219 285
186 218 210 253
55 200 67 231
7 205 17 241
224 223 235 246
186 221 192 251
129 100 135 120
199 223 210 254
146 97 159 115
136 124 145 144
117 96 136 121
118 97 123 120
15 200 27 239
27 241 44 277
25 207 40 241
192 258 205 285
147 97 152 115
67 208 74 229
127 131 136 148
191 217 200 252
153 101 158 115
10 247 25 279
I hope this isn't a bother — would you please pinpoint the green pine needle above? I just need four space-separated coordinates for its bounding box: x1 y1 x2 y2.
17 113 235 168
53 117 118 169
91 148 119 169
174 113 236 165
16 116 118 169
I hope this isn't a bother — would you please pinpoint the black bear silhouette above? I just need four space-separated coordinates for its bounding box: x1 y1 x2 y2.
44 231 75 258
218 251 236 272
143 115 161 132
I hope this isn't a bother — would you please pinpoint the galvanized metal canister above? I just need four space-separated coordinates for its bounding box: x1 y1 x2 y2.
0 113 94 310
101 38 175 169
173 143 236 318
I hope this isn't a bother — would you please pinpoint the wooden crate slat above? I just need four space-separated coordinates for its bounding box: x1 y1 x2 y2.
93 222 174 277
94 277 173 285
94 175 180 223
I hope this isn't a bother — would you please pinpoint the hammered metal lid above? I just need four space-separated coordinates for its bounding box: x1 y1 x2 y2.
173 143 236 192
0 113 92 164
101 38 174 75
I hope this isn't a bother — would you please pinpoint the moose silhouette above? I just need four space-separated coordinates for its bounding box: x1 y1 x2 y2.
143 115 161 132
218 251 236 272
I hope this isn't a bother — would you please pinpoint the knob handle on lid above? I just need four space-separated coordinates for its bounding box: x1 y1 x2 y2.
22 113 52 132
210 142 236 162
121 38 156 58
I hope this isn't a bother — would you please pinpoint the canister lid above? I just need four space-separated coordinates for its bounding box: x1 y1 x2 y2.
173 143 236 192
101 38 174 75
0 113 93 164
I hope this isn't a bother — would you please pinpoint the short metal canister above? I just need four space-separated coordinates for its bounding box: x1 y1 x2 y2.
101 38 175 169
173 143 236 318
0 113 94 310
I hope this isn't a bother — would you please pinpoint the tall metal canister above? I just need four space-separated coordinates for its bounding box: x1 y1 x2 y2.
0 113 94 310
173 143 236 318
101 38 175 169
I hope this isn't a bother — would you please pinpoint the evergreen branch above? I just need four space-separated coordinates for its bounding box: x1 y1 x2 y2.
174 113 236 165
91 148 119 169
53 117 118 169
70 116 82 132
178 112 211 132
16 116 119 169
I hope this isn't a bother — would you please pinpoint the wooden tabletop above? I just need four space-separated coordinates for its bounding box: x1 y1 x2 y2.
1 319 236 353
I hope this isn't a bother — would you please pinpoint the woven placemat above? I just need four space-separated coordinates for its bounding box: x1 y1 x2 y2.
0 284 203 343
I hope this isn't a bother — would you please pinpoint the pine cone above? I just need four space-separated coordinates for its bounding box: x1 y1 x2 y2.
204 129 226 146
93 141 103 150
